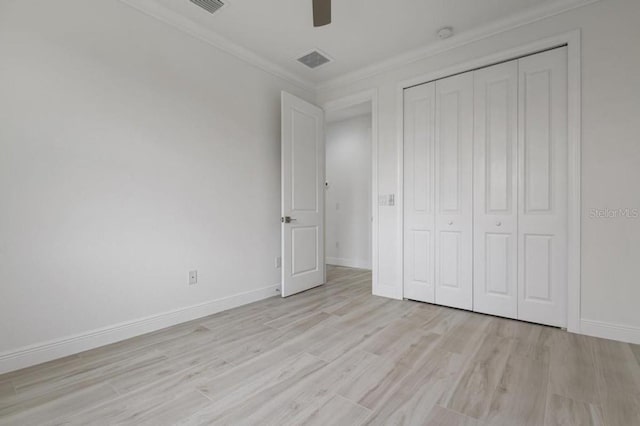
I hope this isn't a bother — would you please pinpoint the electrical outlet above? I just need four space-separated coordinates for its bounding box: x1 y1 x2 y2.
189 270 198 285
275 257 282 269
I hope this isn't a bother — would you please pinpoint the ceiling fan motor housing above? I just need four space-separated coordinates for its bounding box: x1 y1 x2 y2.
313 0 331 27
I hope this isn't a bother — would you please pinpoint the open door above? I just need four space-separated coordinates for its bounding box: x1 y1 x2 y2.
281 92 325 297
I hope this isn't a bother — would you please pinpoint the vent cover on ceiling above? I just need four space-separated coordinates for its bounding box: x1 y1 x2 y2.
297 50 332 69
189 0 224 14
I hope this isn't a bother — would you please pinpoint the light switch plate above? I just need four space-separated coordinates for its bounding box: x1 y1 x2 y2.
189 270 198 285
378 194 396 206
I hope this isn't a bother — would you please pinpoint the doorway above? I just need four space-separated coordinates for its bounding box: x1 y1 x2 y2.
281 90 377 297
325 102 373 271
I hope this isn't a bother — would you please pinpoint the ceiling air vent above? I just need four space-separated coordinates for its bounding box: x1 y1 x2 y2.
297 50 332 69
189 0 224 14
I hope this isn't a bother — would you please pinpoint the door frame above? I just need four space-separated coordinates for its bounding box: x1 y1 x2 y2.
322 89 379 292
396 30 582 333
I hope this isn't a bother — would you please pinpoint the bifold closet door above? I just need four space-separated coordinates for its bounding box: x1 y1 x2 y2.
434 73 474 310
403 82 436 303
517 47 568 327
473 60 519 319
403 47 567 325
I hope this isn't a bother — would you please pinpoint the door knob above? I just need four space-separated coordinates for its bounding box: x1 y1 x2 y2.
496 221 502 227
281 216 297 223
448 221 453 226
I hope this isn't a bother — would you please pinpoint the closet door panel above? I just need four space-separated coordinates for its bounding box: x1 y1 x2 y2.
434 73 474 310
473 60 518 319
518 47 568 327
403 82 436 303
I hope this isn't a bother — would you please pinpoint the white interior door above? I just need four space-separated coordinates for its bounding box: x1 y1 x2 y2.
434 73 474 310
281 91 325 297
403 82 436 303
473 60 519 319
517 47 568 327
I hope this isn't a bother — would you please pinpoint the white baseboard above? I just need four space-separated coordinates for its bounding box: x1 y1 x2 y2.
0 284 280 375
580 319 640 345
326 257 372 270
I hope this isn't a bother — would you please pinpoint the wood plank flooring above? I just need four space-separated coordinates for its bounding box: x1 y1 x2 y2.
1 266 639 425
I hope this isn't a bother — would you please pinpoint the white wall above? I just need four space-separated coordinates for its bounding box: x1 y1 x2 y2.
317 0 640 342
0 0 312 372
325 114 372 270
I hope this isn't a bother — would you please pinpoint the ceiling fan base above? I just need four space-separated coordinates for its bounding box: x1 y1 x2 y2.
313 0 331 27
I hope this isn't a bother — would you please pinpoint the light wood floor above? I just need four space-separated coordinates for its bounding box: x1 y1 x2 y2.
1 266 640 425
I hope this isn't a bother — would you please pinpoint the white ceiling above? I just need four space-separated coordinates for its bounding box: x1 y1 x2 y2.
122 0 590 88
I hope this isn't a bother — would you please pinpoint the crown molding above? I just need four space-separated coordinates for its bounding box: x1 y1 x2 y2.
317 0 600 91
119 0 315 93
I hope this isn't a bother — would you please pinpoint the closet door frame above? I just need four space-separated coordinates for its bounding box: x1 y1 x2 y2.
397 30 581 333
